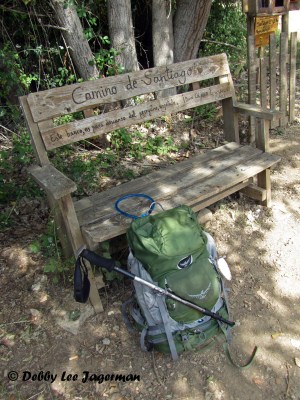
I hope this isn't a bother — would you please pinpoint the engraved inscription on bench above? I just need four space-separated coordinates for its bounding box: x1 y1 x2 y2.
28 54 230 122
42 83 233 150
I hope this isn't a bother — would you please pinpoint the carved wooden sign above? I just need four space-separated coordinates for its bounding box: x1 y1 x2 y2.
28 54 230 122
41 82 233 150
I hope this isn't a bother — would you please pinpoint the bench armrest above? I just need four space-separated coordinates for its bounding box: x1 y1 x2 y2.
234 102 282 121
29 164 77 200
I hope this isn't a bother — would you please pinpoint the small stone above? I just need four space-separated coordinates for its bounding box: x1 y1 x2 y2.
39 293 48 303
69 309 81 321
31 283 41 292
102 338 110 345
29 309 42 325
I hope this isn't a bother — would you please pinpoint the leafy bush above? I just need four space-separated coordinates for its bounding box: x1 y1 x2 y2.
0 132 38 206
110 128 178 159
29 218 74 284
202 1 247 74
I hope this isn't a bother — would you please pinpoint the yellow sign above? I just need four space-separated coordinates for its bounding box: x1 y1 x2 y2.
255 16 279 47
255 16 279 35
255 33 271 47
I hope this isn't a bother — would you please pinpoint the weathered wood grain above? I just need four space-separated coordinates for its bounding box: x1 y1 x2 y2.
219 74 239 142
28 54 230 122
19 96 50 166
76 144 262 226
80 149 281 243
241 183 267 202
74 145 279 228
192 180 251 212
74 143 247 215
279 32 288 127
41 82 233 150
247 36 257 144
256 118 269 152
260 56 267 109
289 32 297 122
57 195 104 312
234 102 282 120
257 168 271 207
269 33 277 129
29 164 77 200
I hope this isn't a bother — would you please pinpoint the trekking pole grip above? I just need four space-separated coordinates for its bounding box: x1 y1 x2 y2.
79 249 116 272
78 249 137 281
210 312 235 327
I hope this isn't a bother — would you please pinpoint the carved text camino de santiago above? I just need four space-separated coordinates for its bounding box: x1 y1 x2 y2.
42 59 230 150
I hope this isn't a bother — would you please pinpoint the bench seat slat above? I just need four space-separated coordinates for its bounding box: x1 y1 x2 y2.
75 144 262 225
76 144 280 243
74 142 245 213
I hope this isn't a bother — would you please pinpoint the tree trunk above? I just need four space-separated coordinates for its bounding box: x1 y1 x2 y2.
51 0 99 81
173 0 212 63
152 0 175 97
152 0 174 67
107 0 139 73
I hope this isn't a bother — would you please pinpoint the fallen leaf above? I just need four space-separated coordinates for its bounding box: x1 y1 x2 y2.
271 332 283 340
252 376 264 386
0 337 15 348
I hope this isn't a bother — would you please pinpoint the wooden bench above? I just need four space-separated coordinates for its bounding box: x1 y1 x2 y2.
19 53 281 312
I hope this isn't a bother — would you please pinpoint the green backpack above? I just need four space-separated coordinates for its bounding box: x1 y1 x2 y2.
124 205 231 360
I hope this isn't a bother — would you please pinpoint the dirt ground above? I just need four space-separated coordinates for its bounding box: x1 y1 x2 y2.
1 97 300 399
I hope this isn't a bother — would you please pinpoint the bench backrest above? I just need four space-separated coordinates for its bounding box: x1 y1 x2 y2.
20 53 238 166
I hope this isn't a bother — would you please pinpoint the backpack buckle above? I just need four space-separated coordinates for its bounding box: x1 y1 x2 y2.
180 332 193 351
181 333 189 342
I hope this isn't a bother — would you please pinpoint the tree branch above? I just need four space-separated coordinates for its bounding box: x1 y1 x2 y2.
41 23 68 31
0 5 46 17
200 39 240 50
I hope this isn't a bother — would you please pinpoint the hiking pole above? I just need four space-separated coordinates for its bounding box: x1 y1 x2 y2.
78 248 235 327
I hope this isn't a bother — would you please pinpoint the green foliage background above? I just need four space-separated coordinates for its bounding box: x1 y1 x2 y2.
0 0 248 209
0 0 249 276
202 0 247 74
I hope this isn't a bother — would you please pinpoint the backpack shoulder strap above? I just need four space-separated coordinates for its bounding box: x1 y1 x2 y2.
157 295 178 361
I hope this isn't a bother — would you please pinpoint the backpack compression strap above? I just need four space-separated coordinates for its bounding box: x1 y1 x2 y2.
156 295 179 361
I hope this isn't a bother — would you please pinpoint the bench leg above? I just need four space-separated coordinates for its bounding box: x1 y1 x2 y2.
47 196 74 258
87 265 104 313
58 195 104 313
255 119 272 207
257 168 271 207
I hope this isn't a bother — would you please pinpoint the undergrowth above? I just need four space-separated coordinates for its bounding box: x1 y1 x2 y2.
0 118 184 228
28 218 74 284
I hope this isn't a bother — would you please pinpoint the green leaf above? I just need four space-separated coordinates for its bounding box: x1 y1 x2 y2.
44 259 57 273
28 242 41 254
